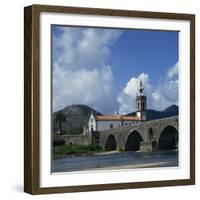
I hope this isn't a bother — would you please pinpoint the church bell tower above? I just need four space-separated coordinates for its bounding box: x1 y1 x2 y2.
136 81 147 121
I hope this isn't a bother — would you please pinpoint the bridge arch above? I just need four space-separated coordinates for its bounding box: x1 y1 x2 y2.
125 130 143 151
105 134 117 151
158 125 178 150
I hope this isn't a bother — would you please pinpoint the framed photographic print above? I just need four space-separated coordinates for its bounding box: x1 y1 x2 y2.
24 4 195 194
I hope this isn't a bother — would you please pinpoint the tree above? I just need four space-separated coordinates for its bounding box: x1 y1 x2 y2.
55 112 66 134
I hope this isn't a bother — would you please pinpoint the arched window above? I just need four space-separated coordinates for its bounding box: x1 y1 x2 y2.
138 102 140 110
110 124 113 129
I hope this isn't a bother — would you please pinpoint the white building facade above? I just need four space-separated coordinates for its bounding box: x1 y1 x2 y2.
88 114 142 132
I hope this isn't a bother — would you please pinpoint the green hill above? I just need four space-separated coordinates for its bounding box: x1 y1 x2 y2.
53 104 102 134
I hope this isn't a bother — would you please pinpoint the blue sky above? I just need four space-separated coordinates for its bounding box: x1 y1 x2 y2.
52 26 178 114
109 30 178 88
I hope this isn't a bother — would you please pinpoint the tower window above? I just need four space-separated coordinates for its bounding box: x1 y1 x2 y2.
142 102 145 110
138 102 140 110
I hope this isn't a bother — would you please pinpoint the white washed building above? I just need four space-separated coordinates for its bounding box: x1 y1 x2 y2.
88 114 141 132
88 81 147 132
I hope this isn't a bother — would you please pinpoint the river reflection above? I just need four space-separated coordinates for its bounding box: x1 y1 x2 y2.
52 150 178 173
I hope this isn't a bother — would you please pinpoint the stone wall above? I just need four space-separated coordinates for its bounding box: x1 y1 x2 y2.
53 134 91 146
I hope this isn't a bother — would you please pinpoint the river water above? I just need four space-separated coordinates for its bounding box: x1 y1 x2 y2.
52 150 178 173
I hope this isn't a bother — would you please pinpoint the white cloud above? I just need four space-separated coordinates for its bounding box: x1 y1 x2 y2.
117 62 179 114
53 26 178 114
123 73 150 97
152 63 179 110
117 73 153 114
52 27 122 112
53 64 115 112
167 62 178 79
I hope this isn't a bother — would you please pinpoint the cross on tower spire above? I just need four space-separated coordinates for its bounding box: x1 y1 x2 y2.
138 80 145 96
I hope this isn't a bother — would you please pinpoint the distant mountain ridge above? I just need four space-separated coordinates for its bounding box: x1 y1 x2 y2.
126 104 178 120
53 104 178 134
163 105 178 113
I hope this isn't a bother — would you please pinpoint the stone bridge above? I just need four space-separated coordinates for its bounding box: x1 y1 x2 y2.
99 116 178 152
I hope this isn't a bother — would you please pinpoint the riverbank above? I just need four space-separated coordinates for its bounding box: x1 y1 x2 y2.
53 144 178 160
53 144 105 159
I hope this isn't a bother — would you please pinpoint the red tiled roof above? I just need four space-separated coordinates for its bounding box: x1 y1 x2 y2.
95 115 141 121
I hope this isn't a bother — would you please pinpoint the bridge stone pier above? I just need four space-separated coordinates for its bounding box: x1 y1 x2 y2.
98 116 178 152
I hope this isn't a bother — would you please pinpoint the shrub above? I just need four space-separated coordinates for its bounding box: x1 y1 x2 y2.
53 139 65 146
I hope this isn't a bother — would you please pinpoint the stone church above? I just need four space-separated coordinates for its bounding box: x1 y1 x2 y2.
88 81 147 132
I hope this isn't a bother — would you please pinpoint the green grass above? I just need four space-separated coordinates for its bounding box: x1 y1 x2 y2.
53 144 104 158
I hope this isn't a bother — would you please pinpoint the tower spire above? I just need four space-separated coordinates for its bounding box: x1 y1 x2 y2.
138 80 145 96
136 80 147 121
